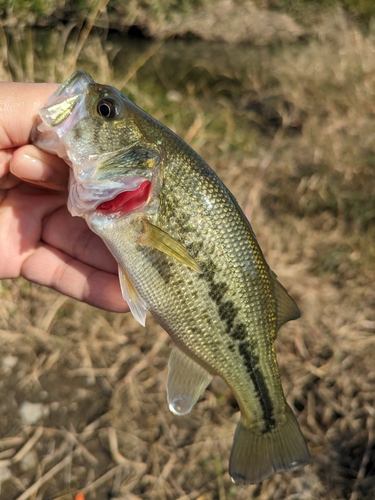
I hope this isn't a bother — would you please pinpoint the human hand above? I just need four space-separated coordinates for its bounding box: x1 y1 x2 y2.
0 82 129 313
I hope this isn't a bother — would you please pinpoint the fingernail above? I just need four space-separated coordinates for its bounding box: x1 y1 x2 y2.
16 153 51 180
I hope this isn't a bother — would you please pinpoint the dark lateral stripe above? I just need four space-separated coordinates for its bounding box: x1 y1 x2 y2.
201 261 239 333
238 340 276 432
200 259 276 432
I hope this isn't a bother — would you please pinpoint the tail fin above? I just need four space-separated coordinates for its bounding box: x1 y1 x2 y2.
229 404 309 484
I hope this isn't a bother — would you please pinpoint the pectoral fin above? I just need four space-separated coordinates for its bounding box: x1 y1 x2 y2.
167 345 212 416
96 146 160 177
139 220 201 273
118 266 148 327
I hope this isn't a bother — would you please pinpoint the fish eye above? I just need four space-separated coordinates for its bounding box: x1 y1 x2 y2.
96 98 118 119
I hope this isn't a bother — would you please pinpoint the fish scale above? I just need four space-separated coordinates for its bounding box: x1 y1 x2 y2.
33 70 309 484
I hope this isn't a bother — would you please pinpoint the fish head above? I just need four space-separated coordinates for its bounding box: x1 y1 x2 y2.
33 70 161 217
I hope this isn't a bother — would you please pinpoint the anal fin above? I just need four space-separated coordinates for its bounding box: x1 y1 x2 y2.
118 266 148 327
167 345 212 416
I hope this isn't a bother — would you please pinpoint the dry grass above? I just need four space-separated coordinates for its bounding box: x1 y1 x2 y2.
1 6 375 499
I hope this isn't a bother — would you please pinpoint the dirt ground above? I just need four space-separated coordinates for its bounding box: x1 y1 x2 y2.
1 6 375 500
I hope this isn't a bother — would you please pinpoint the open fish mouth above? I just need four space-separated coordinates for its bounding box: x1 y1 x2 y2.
33 70 154 218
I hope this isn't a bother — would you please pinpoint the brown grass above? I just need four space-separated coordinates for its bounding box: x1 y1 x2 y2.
1 6 375 499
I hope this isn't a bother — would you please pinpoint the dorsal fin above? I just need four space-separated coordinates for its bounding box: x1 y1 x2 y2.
270 271 300 332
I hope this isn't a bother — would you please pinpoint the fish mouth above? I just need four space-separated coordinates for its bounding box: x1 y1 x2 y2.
40 70 94 127
32 70 94 155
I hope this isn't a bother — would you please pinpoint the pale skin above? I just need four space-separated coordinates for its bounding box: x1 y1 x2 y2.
0 81 129 313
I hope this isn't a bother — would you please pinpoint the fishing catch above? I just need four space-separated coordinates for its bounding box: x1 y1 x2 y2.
33 70 309 484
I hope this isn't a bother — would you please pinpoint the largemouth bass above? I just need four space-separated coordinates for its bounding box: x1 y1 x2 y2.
33 70 309 484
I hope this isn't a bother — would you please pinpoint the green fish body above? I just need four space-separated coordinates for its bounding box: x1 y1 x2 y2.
33 70 309 484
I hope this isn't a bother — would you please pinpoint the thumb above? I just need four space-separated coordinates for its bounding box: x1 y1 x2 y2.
11 145 69 191
0 82 57 148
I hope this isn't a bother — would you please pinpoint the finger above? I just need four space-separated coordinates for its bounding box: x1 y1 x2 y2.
21 244 129 313
42 206 118 274
0 171 20 189
0 82 58 149
0 148 15 179
0 187 67 278
11 145 69 191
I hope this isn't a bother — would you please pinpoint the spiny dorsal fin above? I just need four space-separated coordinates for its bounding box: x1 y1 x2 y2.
270 270 300 331
167 345 212 416
118 266 148 327
139 219 202 273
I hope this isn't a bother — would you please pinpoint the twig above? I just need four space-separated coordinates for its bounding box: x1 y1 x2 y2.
350 413 374 500
70 0 110 70
155 454 176 485
38 295 68 332
120 336 167 386
79 342 96 386
81 464 124 495
107 427 148 474
244 127 284 220
79 411 112 440
15 452 73 500
0 448 15 460
17 354 47 390
12 427 44 464
0 21 10 80
0 435 25 449
117 40 165 89
64 428 99 467
108 427 128 465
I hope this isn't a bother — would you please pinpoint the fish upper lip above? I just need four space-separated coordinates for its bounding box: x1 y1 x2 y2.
46 70 94 106
35 71 94 130
33 73 94 153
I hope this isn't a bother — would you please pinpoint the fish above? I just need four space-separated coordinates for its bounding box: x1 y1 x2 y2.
32 70 309 484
